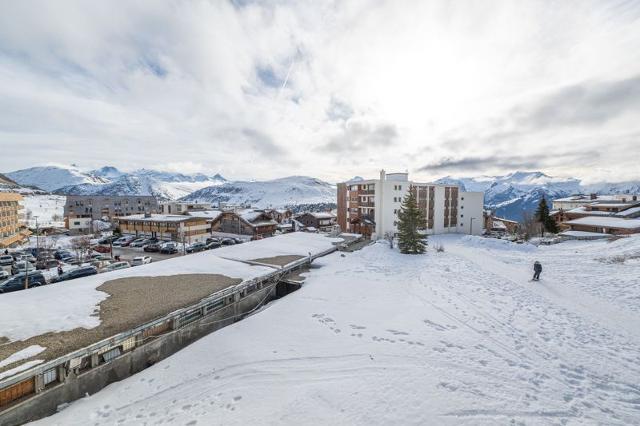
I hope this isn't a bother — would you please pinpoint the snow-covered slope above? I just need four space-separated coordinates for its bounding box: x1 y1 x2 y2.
437 171 639 221
20 195 66 228
34 235 640 425
6 166 108 192
181 176 336 209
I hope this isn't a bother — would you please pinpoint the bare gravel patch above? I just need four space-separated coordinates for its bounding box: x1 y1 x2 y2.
0 274 239 374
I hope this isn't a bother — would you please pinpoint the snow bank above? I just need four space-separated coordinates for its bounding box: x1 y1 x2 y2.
0 345 46 369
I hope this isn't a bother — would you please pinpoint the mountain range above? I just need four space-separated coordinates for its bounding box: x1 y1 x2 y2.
4 166 640 221
436 171 640 221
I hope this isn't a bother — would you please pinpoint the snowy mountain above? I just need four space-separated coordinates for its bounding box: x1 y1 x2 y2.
181 176 336 209
6 165 108 192
5 165 226 199
436 171 640 221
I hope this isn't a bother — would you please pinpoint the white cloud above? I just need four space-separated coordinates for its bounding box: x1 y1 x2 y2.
0 0 639 183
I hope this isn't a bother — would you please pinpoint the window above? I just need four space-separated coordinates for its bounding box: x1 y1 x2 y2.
460 223 464 227
461 206 464 209
43 368 58 386
461 214 464 218
461 197 464 201
399 185 402 190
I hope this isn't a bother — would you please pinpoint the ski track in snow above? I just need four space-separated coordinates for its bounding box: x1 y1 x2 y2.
31 236 640 425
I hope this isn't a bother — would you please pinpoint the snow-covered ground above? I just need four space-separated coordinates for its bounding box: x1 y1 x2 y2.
21 195 66 228
0 233 341 344
32 234 640 425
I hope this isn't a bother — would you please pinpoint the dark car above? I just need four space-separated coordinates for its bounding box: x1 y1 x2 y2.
205 241 221 250
0 272 47 293
160 244 178 254
221 238 236 246
144 243 161 252
54 250 73 260
206 237 220 245
97 235 119 244
0 254 13 267
51 266 98 283
186 242 207 253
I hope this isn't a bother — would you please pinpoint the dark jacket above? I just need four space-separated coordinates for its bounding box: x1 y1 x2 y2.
534 262 542 273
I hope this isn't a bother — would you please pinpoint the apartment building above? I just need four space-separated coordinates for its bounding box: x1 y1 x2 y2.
116 213 210 243
0 192 29 248
337 170 484 238
64 195 158 233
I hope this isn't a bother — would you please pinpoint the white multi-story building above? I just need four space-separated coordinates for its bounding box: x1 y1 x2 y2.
337 170 484 238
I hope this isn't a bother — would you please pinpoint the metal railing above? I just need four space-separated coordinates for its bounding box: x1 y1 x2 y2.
0 244 341 397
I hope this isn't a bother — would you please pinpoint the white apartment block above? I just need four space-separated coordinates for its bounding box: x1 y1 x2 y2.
337 170 484 238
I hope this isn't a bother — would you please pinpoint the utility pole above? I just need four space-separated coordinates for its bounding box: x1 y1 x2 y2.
470 217 475 236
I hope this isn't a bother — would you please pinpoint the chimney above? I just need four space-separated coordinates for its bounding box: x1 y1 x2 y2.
144 211 151 218
380 169 386 181
590 193 597 200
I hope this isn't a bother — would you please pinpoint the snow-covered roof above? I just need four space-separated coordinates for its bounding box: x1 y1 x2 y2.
616 206 640 217
567 207 613 216
117 214 202 223
186 210 222 221
566 216 640 229
307 212 336 219
588 202 636 209
560 230 611 239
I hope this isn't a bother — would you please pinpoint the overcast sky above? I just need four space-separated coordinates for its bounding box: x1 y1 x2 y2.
1 0 639 183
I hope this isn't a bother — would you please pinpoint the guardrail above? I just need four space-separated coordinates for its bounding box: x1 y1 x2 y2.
0 243 344 410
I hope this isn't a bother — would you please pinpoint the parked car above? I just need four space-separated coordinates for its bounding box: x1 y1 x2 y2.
97 235 118 244
100 261 131 272
186 242 207 253
10 250 25 261
131 256 152 266
0 270 9 280
12 261 36 275
221 238 236 246
160 242 178 254
51 266 98 283
112 236 135 247
143 243 161 252
0 255 13 267
54 250 73 260
93 245 112 253
90 260 111 270
233 238 245 244
0 271 47 293
129 238 150 248
205 240 221 250
36 258 59 270
20 254 37 264
206 237 221 245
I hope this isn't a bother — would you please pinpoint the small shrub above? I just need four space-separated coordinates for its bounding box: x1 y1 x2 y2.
434 243 445 253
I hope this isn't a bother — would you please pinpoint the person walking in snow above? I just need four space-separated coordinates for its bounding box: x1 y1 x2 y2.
532 261 542 281
57 263 64 276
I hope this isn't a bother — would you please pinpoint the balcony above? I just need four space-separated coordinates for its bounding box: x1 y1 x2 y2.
359 202 375 208
359 190 375 195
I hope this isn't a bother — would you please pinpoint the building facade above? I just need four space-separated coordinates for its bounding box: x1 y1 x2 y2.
337 170 484 238
116 213 210 243
0 193 28 248
158 201 212 215
65 195 159 233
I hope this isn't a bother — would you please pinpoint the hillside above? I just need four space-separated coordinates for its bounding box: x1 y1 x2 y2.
181 176 336 209
6 166 108 192
33 234 640 425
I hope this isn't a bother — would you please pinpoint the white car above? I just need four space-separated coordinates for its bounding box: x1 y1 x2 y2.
0 270 10 280
131 256 152 266
100 261 131 272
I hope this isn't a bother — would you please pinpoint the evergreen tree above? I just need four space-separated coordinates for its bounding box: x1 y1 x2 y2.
535 197 558 234
397 186 426 254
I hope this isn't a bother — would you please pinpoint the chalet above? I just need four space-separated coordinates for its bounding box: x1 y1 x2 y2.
295 212 337 232
211 209 278 239
483 211 519 234
264 208 292 224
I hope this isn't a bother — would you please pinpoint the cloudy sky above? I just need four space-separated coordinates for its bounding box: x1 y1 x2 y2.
0 0 639 183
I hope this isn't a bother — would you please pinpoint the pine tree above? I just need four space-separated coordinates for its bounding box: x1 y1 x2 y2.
535 197 558 234
397 186 426 254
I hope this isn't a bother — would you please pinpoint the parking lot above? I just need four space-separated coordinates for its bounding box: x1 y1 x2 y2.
111 246 183 263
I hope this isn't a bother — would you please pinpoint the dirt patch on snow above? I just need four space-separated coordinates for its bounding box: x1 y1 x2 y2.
250 255 304 267
0 274 240 374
